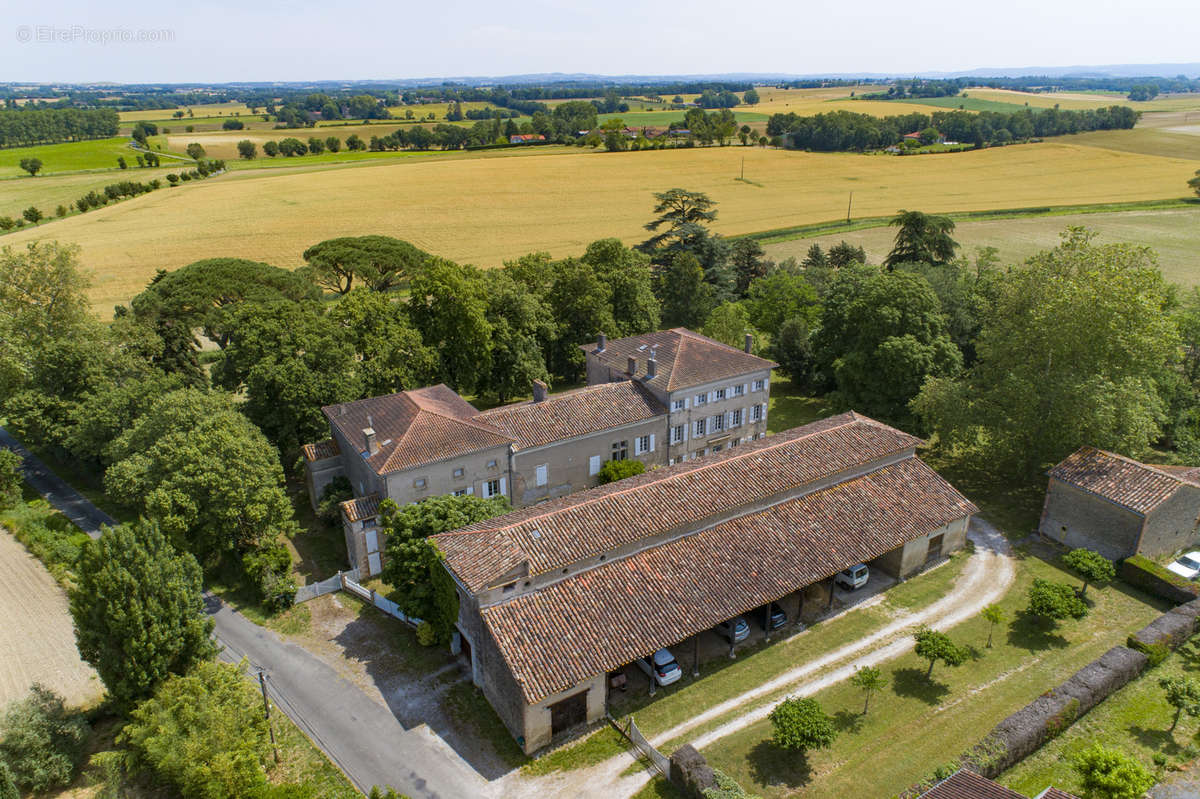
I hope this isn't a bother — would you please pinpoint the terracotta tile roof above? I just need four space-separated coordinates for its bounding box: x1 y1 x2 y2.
481 456 976 704
1150 463 1200 485
581 327 777 391
323 385 513 475
1035 790 1080 799
435 413 926 592
473 381 666 450
340 494 380 523
919 770 1027 799
301 438 340 462
1048 447 1196 514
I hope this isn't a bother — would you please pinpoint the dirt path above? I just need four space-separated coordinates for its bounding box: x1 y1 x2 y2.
497 518 1015 799
0 527 101 707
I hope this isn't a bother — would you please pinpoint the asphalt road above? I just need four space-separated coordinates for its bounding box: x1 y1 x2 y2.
1 425 484 798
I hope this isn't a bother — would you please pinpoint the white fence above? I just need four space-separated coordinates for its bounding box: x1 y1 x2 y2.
293 571 348 604
623 716 669 778
293 570 423 628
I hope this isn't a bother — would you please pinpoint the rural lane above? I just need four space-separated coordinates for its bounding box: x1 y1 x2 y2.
0 426 485 799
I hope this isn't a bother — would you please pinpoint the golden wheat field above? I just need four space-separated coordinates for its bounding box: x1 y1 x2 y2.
3 140 1196 315
965 88 1200 113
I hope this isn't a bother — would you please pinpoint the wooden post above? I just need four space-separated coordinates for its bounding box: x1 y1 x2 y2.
258 671 279 763
826 578 836 611
763 605 771 643
692 635 700 678
846 191 853 224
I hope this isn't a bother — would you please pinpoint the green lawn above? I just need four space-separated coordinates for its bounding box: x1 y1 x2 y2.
893 95 1039 114
1001 641 1200 796
0 137 147 177
596 110 770 128
767 377 834 434
700 550 1165 798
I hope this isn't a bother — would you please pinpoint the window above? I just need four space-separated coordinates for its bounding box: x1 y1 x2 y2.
694 448 706 458
635 435 650 455
611 440 629 461
452 489 467 497
452 466 464 479
414 477 427 489
753 379 766 392
694 418 707 436
733 384 745 397
535 464 548 487
712 443 723 453
671 398 687 412
589 454 602 475
712 413 725 432
715 388 726 401
483 478 502 498
729 438 740 448
732 408 743 427
671 424 685 444
694 392 708 406
487 459 498 469
751 404 763 422
502 582 516 594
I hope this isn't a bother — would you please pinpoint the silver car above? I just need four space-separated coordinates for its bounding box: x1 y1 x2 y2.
714 617 750 643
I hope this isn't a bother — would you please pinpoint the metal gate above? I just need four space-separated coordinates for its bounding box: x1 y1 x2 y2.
623 716 669 778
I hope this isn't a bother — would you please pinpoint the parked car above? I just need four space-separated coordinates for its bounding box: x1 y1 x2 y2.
836 563 870 591
1167 552 1200 580
714 616 750 643
636 648 682 687
754 602 787 630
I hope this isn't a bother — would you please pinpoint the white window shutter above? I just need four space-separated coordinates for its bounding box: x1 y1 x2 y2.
466 485 474 494
709 390 716 403
536 464 548 487
761 402 768 420
743 382 749 395
726 411 733 428
589 455 602 475
367 552 382 576
684 397 689 409
683 424 688 442
499 477 507 497
649 434 656 452
365 529 379 553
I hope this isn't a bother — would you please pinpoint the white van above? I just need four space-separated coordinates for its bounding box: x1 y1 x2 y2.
836 563 870 591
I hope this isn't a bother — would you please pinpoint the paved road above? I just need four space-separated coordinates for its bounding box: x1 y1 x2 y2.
1 425 484 798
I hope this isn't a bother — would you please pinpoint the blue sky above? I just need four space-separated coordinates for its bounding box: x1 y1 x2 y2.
6 0 1200 83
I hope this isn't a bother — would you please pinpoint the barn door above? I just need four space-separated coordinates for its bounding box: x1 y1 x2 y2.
550 689 588 736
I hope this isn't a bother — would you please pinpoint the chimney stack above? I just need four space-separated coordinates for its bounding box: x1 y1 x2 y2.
597 332 607 353
744 332 754 354
532 379 548 403
363 427 379 456
647 348 657 380
627 356 637 376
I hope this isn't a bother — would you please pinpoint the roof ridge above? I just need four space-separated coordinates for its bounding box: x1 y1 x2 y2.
1089 446 1185 483
407 386 511 439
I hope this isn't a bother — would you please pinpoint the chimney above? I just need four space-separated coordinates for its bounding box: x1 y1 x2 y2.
532 379 548 403
597 332 607 353
744 332 754 354
363 427 379 456
647 348 657 380
627 356 637 376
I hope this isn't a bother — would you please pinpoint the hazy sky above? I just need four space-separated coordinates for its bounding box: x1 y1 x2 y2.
6 0 1200 83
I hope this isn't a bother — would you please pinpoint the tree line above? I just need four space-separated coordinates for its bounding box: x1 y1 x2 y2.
0 107 119 147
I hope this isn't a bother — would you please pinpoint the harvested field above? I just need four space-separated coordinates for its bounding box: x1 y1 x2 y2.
0 528 100 707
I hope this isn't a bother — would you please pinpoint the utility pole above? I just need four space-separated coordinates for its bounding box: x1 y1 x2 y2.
258 671 280 763
846 191 853 224
740 156 745 181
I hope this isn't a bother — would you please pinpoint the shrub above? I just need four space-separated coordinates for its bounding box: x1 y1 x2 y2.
1045 696 1080 738
243 543 296 612
1073 744 1154 799
0 762 15 799
768 697 836 752
222 118 244 130
0 499 89 583
0 217 13 230
416 620 437 647
1127 638 1170 667
0 449 20 510
1027 578 1088 623
166 173 179 185
55 204 67 217
22 206 42 224
597 458 646 485
0 685 89 792
703 768 758 799
316 476 353 527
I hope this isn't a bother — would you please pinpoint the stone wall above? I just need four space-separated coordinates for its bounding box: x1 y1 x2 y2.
1139 484 1200 559
1039 479 1144 560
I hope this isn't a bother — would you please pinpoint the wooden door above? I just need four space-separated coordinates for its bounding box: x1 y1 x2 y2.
550 689 588 736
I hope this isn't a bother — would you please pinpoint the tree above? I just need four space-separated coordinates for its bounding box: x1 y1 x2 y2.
743 88 760 105
745 270 819 337
1073 745 1155 799
770 316 818 389
544 258 616 380
21 206 41 224
981 604 1006 648
18 157 41 176
701 302 760 351
915 229 1177 476
0 448 19 510
0 685 88 793
1159 675 1200 731
69 520 215 707
597 459 645 484
1062 549 1115 598
639 189 718 252
849 666 887 714
325 136 341 153
1027 578 1088 624
120 661 273 799
117 156 128 169
768 697 836 753
185 142 205 160
913 627 968 678
327 289 437 397
237 139 257 159
263 140 279 157
730 238 768 296
659 252 714 329
884 210 959 269
379 495 510 641
582 239 661 338
407 259 493 393
301 235 431 294
478 271 553 403
1189 169 1200 198
0 762 15 799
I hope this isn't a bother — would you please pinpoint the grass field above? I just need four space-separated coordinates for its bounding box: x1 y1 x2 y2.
762 206 1200 288
118 102 259 122
598 110 771 128
0 137 148 177
0 170 173 221
5 137 1197 315
1068 124 1200 160
894 95 1037 113
163 122 413 160
963 88 1200 113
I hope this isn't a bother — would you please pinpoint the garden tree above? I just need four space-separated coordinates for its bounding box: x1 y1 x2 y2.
0 685 89 792
478 270 553 403
407 259 493 393
639 188 718 253
849 666 887 714
768 697 837 753
1027 578 1089 624
69 520 215 707
659 252 715 329
1062 549 1115 598
185 142 205 160
814 266 961 427
898 254 999 367
237 139 257 159
212 301 361 457
597 459 646 484
1072 745 1155 799
1164 287 1200 455
884 210 959 269
981 604 1006 648
744 270 820 337
1159 675 1200 731
379 495 510 641
120 661 274 799
730 238 769 296
913 627 968 678
914 229 1178 476
545 258 617 380
581 238 661 337
65 371 186 466
327 288 437 397
701 302 761 351
18 157 41 176
0 449 19 510
104 389 299 560
301 235 432 295
770 316 819 390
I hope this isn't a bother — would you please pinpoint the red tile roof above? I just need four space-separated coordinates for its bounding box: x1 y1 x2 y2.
918 770 1027 799
1035 790 1080 799
301 438 340 462
473 381 665 450
340 494 380 523
435 413 926 592
1048 447 1197 514
581 328 776 391
323 385 514 475
481 455 976 704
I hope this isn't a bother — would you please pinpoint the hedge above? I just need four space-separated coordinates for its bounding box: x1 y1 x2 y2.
1120 555 1200 604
